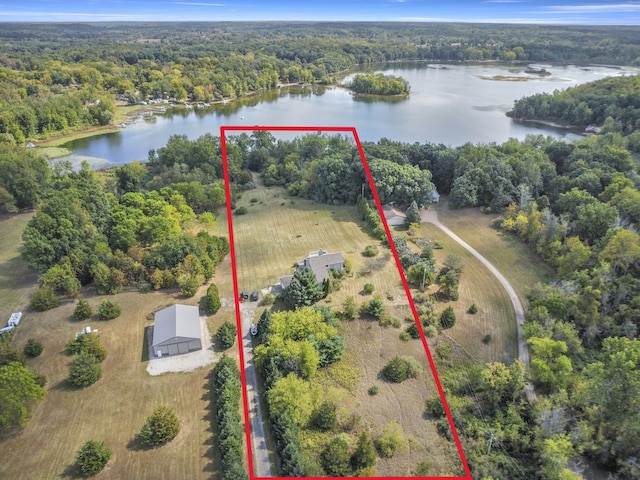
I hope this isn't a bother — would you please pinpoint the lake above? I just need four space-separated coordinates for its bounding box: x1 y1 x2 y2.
62 62 639 167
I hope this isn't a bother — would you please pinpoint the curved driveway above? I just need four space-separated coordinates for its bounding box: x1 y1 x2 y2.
422 208 536 402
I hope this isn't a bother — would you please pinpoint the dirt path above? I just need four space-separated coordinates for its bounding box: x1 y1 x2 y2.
421 208 537 402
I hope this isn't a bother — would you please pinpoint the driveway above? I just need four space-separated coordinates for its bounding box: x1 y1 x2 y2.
238 298 273 477
422 208 537 402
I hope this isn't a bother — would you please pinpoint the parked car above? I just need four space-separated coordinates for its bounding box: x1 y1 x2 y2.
240 290 249 300
250 290 259 301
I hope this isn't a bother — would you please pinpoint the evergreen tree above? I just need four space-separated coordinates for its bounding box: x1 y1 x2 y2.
405 200 421 226
68 352 102 388
440 306 456 329
202 283 222 314
139 405 181 447
76 440 111 477
351 431 377 472
283 267 324 308
72 299 93 321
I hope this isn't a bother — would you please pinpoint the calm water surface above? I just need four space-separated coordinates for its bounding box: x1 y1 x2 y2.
62 62 639 167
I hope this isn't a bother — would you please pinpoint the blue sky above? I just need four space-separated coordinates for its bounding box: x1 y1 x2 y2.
2 0 640 24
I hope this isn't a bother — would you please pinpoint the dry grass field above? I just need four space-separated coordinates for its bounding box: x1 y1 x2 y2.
230 186 466 476
0 218 238 480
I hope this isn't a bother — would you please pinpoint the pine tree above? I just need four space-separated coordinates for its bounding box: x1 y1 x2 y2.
405 200 421 225
283 267 323 308
351 431 377 472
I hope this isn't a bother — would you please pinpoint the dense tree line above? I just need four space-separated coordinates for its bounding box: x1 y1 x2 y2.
211 356 247 480
510 74 640 137
2 22 640 142
348 73 410 96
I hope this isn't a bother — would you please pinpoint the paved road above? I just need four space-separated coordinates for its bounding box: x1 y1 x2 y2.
239 300 273 477
422 209 537 402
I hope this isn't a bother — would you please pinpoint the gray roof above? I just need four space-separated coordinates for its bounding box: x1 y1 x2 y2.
152 304 201 347
304 253 344 284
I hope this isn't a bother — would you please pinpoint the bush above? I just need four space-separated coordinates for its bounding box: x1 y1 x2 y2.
406 322 421 339
399 331 411 341
311 401 337 431
379 315 401 328
68 352 102 388
65 333 107 362
414 461 433 476
97 299 121 320
467 303 478 314
439 306 456 329
77 440 111 477
139 405 180 447
23 338 43 358
216 321 237 350
30 286 59 311
482 334 492 344
375 421 407 458
366 296 384 318
382 355 422 383
72 299 93 321
202 283 222 314
342 297 357 320
234 206 247 215
368 385 379 396
351 431 377 473
363 283 375 295
260 293 275 306
362 245 379 257
423 325 439 338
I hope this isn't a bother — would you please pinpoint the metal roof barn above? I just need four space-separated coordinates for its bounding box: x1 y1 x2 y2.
152 304 202 357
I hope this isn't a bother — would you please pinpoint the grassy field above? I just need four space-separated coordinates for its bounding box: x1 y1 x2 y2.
0 216 239 480
229 186 465 476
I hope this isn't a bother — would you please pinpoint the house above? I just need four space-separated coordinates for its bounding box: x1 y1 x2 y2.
430 190 440 203
382 204 406 226
280 249 345 289
152 304 202 357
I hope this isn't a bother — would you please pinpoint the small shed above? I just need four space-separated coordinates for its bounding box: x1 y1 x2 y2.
152 304 202 357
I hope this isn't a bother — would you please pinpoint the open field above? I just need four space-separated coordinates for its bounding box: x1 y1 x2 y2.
0 215 240 479
230 185 466 476
0 213 38 323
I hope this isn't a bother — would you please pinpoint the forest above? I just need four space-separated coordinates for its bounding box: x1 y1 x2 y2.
2 22 640 143
348 73 410 96
2 117 639 477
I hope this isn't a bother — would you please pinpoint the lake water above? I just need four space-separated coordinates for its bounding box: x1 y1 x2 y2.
62 62 639 167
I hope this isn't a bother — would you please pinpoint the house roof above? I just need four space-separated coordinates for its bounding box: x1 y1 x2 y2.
382 204 406 219
152 304 200 347
280 250 344 287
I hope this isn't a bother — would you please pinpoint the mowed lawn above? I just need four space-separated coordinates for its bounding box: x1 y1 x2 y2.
0 217 237 480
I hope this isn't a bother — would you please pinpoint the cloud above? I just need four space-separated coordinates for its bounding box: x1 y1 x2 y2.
545 3 640 13
0 10 146 19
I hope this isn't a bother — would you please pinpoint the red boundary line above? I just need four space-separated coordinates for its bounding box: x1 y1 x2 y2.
221 125 473 480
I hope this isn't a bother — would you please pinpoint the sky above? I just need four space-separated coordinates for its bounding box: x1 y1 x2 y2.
2 0 640 24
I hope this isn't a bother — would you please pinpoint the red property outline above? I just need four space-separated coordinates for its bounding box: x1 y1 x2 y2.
221 125 473 480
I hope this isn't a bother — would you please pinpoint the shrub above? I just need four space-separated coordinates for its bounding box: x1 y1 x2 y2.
68 352 102 388
375 421 407 458
366 296 384 318
414 461 433 476
351 431 377 473
77 440 111 477
311 401 337 431
368 385 379 396
482 334 492 344
379 315 401 328
362 245 379 257
216 321 237 350
234 206 247 215
72 299 93 321
399 331 411 341
423 325 439 338
97 299 121 320
342 297 357 320
260 293 275 306
30 286 59 311
202 283 222 314
382 356 422 383
406 321 421 339
65 333 107 362
139 405 180 447
467 303 478 314
320 434 352 476
439 306 456 329
363 283 375 295
23 338 43 358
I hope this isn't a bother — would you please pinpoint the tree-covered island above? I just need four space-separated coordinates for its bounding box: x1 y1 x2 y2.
347 73 410 96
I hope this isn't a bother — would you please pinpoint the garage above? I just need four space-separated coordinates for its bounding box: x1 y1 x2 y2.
152 304 202 358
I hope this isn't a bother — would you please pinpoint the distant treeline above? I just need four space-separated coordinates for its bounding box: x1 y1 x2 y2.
2 22 640 142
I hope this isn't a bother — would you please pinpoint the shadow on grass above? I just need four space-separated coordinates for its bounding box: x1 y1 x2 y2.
141 326 151 363
60 461 83 479
126 434 147 452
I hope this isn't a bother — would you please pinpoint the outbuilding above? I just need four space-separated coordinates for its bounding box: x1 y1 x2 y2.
382 204 406 226
152 304 202 357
